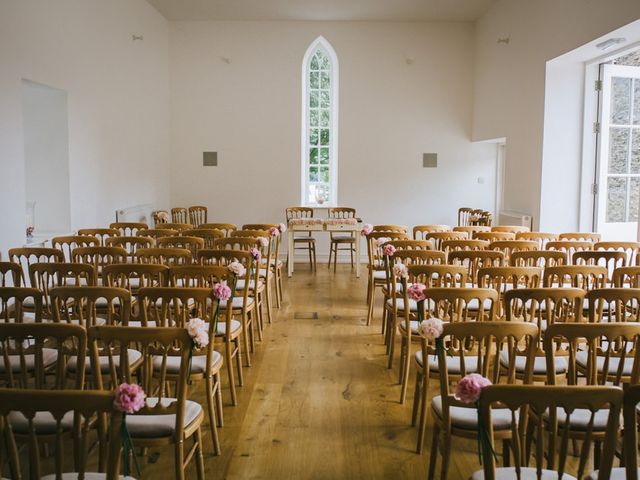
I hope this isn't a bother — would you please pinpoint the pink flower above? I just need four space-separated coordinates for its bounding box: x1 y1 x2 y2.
407 283 426 302
187 318 209 349
375 237 391 248
250 247 261 261
418 318 444 341
157 211 170 222
269 226 280 237
279 222 287 233
113 383 146 414
213 281 232 301
383 244 396 257
258 237 269 247
361 224 373 236
454 373 492 404
228 261 246 277
393 263 408 278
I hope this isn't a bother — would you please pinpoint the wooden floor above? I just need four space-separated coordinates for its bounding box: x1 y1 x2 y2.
144 264 482 479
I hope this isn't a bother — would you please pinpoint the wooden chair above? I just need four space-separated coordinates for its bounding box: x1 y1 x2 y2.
586 288 640 323
547 240 594 264
471 209 493 226
0 287 42 324
457 207 473 226
595 241 640 267
71 246 127 282
515 231 558 249
171 207 189 224
477 266 543 318
152 209 170 226
327 207 357 272
504 287 584 381
162 222 193 232
474 231 516 243
109 222 147 236
559 232 602 243
543 265 608 290
372 225 408 234
8 248 64 287
52 235 99 262
414 225 452 239
612 266 640 287
29 262 96 318
475 385 622 480
89 325 205 479
105 235 154 260
426 321 538 478
385 239 432 252
77 227 120 246
188 205 208 227
491 225 530 234
0 262 22 287
448 250 505 284
182 228 225 249
510 249 567 268
544 322 640 470
137 286 224 454
157 235 205 259
452 225 491 236
134 247 192 266
574 250 627 281
285 207 317 271
0 388 124 479
243 224 284 308
490 240 538 265
137 228 178 241
441 239 488 254
200 223 237 237
425 231 467 251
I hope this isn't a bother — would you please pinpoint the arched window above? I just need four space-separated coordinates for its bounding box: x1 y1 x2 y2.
301 37 339 206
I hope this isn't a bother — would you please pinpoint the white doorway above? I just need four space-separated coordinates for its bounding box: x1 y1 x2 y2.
594 61 640 240
21 79 71 239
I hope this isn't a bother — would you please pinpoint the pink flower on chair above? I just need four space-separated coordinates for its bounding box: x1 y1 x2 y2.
375 237 391 248
228 261 246 277
454 373 492 404
213 281 232 302
383 244 396 257
258 237 269 247
269 226 280 237
157 211 170 223
361 224 373 236
113 383 146 414
250 247 261 261
279 222 287 233
393 263 408 279
407 283 426 302
418 318 444 341
186 318 210 349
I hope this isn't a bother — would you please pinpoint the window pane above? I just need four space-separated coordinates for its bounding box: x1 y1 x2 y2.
611 77 632 124
320 91 330 108
309 147 318 164
609 127 630 174
630 177 640 221
632 129 640 173
309 166 318 182
320 129 330 146
309 128 319 146
320 109 330 127
310 72 319 89
310 109 318 127
321 72 330 89
634 79 640 125
309 91 318 108
320 147 329 164
310 55 319 71
319 166 330 183
320 53 330 70
607 176 627 222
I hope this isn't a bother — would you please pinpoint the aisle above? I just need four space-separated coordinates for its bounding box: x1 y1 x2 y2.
145 264 480 479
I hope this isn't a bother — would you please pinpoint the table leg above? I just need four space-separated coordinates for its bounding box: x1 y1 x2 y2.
287 230 294 277
355 230 361 278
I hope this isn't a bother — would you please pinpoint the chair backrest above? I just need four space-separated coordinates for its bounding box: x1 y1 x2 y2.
0 322 86 389
477 266 542 292
441 239 488 254
457 207 473 226
372 224 408 234
137 228 178 241
109 222 148 236
286 207 314 220
138 287 216 328
413 225 452 239
424 231 467 250
188 205 208 226
474 231 515 243
547 240 593 263
623 385 640 480
162 222 192 232
490 240 538 264
181 228 225 249
543 265 608 290
367 232 409 270
52 235 99 262
515 231 558 249
415 287 499 322
213 237 262 252
0 388 123 479
452 225 491 236
328 207 356 219
404 265 468 289
385 239 432 251
194 250 253 307
545 322 640 386
103 263 168 293
595 241 640 267
612 266 640 287
77 228 120 246
152 209 170 226
510 249 567 268
71 246 128 274
558 232 601 243
491 225 530 234
391 249 446 267
448 250 505 283
201 223 237 236
586 288 640 323
573 250 627 271
157 235 205 258
105 235 154 256
29 262 96 317
167 264 232 289
478 384 622 480
505 287 584 330
51 286 131 328
8 248 65 287
0 287 42 323
134 247 192 266
171 207 189 224
0 262 22 287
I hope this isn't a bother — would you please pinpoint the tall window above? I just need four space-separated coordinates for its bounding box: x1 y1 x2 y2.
302 37 338 206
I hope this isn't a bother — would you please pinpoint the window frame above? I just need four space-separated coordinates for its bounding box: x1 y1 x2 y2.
301 36 339 207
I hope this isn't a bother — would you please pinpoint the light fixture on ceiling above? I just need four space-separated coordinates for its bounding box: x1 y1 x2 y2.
596 37 626 51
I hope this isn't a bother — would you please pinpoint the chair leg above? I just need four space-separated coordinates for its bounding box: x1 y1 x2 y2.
214 372 224 426
400 343 411 405
205 375 221 455
277 267 284 303
366 284 376 326
398 337 406 384
194 428 205 479
308 244 313 269
226 342 238 405
328 242 333 269
417 374 429 454
440 430 452 480
428 423 440 479
313 243 317 271
175 440 186 480
234 338 244 387
411 373 421 427
274 268 282 308
387 317 396 370
350 244 354 269
333 243 338 273
265 280 273 325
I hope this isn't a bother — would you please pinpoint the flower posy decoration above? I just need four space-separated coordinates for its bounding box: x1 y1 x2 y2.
186 318 209 349
361 224 373 236
157 211 170 223
113 383 146 414
454 373 492 404
418 318 444 342
228 261 246 277
279 222 287 233
269 226 280 237
258 237 269 247
407 283 427 302
393 263 408 279
250 247 261 261
375 237 391 248
383 244 396 257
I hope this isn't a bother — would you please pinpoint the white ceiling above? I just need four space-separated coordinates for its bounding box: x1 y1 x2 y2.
146 0 498 22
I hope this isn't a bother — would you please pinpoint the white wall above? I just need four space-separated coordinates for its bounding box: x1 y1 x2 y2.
22 80 71 235
169 21 497 255
0 0 170 256
473 0 640 230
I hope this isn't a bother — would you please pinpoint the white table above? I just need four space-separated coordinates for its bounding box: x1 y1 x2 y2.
287 222 362 278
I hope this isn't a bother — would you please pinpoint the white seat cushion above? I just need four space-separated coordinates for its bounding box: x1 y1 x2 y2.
471 467 577 479
331 234 355 241
235 279 263 291
127 320 157 328
399 320 420 334
0 348 58 373
586 468 633 480
386 298 418 311
575 351 635 376
431 395 512 430
499 351 568 375
415 351 478 375
373 270 386 280
466 298 496 310
67 349 142 374
219 297 254 309
42 474 135 480
543 407 611 431
125 397 202 438
216 319 242 336
153 351 222 374
8 409 75 434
